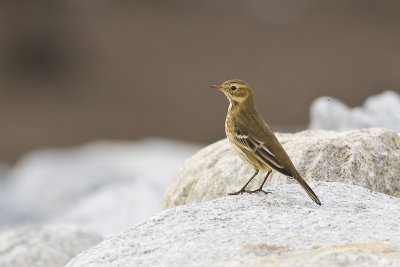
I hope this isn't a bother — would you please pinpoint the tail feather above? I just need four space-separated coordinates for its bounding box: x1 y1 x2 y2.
293 173 321 205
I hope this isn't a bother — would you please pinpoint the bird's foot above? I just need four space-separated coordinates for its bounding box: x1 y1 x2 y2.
227 189 247 195
228 188 271 195
244 188 271 195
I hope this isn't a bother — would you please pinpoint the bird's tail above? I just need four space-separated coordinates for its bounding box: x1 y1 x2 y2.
293 172 321 205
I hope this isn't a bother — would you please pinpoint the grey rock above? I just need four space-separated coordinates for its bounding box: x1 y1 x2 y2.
0 225 102 267
0 139 200 234
309 90 400 132
0 162 8 180
65 182 400 267
52 182 161 236
161 128 400 209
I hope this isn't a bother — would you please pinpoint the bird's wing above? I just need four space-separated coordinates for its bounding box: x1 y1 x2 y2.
234 128 293 177
233 117 321 205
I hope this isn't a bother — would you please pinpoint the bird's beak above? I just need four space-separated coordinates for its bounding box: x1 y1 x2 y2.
210 84 221 89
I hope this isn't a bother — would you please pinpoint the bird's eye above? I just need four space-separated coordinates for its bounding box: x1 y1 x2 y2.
230 85 237 91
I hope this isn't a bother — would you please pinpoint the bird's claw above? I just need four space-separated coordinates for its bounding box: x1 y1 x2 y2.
227 190 246 195
228 189 271 196
244 189 271 195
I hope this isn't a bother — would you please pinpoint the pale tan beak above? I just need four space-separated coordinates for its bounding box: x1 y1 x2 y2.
210 84 221 89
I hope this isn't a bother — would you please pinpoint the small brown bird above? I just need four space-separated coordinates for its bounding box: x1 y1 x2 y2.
212 79 321 205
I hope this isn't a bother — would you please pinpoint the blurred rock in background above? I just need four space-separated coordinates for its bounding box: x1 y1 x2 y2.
0 163 8 180
0 225 102 267
309 91 400 132
0 139 200 236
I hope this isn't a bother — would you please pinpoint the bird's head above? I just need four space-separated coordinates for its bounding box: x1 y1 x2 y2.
211 79 254 104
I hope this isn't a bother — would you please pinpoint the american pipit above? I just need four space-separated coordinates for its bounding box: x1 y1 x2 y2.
212 79 321 205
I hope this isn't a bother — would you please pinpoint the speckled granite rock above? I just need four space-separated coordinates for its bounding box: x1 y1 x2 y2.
161 128 400 209
0 225 102 267
66 182 400 267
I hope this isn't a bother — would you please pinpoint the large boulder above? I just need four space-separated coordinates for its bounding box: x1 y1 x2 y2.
161 128 400 209
0 162 8 180
309 90 400 132
0 139 199 234
66 182 400 267
52 182 161 236
0 225 102 267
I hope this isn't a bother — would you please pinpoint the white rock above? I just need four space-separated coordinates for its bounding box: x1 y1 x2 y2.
309 90 400 131
0 162 8 180
161 129 400 209
0 225 102 267
65 182 400 267
0 139 200 234
53 182 161 236
0 163 10 224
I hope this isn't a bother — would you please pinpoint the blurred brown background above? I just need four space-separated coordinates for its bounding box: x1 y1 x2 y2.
0 0 399 161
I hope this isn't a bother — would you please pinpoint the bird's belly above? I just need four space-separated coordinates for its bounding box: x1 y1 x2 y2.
225 118 271 172
230 142 271 172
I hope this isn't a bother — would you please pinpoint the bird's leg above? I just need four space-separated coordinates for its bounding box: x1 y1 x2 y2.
245 170 272 195
228 170 259 195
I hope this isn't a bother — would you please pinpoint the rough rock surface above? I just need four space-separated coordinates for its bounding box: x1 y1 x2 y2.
161 128 400 209
309 90 400 132
0 225 102 267
66 182 400 267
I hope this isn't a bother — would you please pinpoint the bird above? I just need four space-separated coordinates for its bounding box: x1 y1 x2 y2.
211 79 321 205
